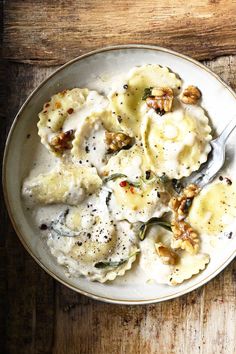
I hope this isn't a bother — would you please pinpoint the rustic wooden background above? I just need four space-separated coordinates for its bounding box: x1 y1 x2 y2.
1 1 236 353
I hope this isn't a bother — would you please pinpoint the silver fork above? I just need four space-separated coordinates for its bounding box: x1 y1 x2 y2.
184 118 236 188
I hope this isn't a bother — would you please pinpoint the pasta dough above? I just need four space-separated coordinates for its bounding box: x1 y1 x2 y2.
47 190 139 282
22 165 102 205
38 88 109 155
103 145 169 222
109 64 181 137
142 104 212 179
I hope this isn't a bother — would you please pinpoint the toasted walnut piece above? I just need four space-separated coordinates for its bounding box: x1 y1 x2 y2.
146 97 165 116
155 242 179 265
105 131 132 152
146 87 174 114
171 219 199 254
170 184 199 219
50 130 74 153
183 184 200 198
180 85 201 105
170 183 200 254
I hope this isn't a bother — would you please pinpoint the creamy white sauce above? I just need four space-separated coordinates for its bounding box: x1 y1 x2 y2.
78 121 108 173
46 188 137 281
21 68 236 286
63 91 109 132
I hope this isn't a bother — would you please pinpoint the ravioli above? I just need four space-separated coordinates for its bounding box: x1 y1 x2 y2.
71 111 120 173
47 190 139 282
188 180 236 235
38 88 109 155
140 228 210 285
140 235 173 284
169 252 210 286
142 104 212 179
22 165 102 205
109 64 181 137
103 145 169 222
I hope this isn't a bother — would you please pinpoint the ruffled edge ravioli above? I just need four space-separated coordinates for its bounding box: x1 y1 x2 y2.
49 242 138 283
71 111 120 171
140 231 210 286
142 104 212 179
103 145 170 223
38 88 89 153
169 252 210 286
109 64 182 137
47 196 139 283
22 164 102 205
38 88 112 157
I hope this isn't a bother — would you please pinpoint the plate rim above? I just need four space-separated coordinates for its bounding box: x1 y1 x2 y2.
2 44 236 305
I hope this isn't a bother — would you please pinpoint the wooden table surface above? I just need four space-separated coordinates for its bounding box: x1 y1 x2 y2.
1 1 236 353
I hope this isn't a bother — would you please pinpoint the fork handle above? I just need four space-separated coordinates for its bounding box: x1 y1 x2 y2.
217 118 236 144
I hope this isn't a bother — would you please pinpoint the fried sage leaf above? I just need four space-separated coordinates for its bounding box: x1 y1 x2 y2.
104 173 127 183
142 87 153 100
50 209 79 237
158 174 169 185
94 260 127 269
94 250 140 269
126 180 142 188
139 217 172 241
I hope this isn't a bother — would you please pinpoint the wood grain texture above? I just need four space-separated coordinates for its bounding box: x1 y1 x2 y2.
3 0 236 66
1 63 56 354
1 56 236 354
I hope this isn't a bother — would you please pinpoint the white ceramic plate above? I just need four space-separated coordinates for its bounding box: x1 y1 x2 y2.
3 45 236 304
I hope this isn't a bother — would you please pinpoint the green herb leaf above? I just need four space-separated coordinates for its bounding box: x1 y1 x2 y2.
94 250 140 269
142 87 153 100
104 173 127 183
50 210 79 237
139 217 172 241
158 174 169 184
126 180 142 188
94 260 126 269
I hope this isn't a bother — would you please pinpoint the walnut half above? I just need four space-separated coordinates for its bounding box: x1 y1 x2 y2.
170 184 200 254
155 242 179 265
105 131 132 152
146 87 174 114
170 184 199 220
171 220 199 254
180 85 201 105
50 130 74 153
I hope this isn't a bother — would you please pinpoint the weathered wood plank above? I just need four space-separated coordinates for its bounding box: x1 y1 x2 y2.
53 284 205 354
53 262 235 354
200 262 236 354
3 0 236 66
204 55 236 91
0 60 11 354
2 63 55 354
1 56 236 354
